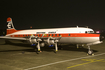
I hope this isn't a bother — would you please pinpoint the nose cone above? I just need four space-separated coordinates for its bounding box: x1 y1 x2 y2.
100 32 105 41
100 35 105 41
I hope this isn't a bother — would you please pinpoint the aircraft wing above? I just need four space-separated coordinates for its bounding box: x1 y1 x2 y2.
0 36 57 40
0 36 26 40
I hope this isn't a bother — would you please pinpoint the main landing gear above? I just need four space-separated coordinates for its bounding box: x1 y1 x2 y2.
35 41 42 54
54 42 58 53
87 46 94 55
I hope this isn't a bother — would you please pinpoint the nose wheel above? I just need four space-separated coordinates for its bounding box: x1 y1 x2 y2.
87 46 94 55
88 50 93 55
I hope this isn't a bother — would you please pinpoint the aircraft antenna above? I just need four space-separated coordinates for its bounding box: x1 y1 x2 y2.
77 26 78 28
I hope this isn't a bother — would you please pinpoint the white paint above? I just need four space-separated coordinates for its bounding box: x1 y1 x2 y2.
7 27 94 36
5 17 99 44
24 53 105 70
6 17 94 37
60 37 99 44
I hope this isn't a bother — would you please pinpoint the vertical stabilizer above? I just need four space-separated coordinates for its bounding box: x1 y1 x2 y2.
6 17 17 35
7 17 15 29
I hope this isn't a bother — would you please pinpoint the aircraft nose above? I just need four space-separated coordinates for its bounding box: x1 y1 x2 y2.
100 32 105 41
100 35 105 41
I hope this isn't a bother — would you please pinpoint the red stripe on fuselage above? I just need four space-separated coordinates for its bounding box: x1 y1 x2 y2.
10 33 100 37
70 33 100 37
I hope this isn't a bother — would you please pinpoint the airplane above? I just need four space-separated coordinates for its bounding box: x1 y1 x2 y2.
0 17 105 55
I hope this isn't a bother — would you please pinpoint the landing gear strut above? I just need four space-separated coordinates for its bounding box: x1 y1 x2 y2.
77 44 79 48
54 42 58 53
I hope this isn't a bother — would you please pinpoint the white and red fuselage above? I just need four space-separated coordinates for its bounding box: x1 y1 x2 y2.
0 17 104 54
6 27 100 45
6 17 103 45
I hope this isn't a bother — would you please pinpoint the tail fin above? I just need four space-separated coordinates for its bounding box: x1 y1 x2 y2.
7 17 15 29
6 17 17 35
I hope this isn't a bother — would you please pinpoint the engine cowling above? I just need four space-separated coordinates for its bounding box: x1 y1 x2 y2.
44 38 59 45
30 39 37 44
48 40 55 45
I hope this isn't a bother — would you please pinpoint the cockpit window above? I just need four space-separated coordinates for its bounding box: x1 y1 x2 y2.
89 31 94 33
85 31 94 33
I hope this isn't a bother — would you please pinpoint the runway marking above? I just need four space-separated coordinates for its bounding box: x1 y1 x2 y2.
81 59 105 62
67 59 104 69
24 53 105 70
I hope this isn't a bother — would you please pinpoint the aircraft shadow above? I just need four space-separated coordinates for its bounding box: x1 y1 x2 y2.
0 40 98 53
0 40 31 47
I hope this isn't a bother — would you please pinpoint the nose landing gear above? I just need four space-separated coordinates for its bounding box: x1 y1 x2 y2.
87 46 94 55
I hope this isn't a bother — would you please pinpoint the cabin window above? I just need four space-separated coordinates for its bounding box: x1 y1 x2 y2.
55 34 57 36
48 34 50 36
52 34 53 36
18 35 20 37
39 34 41 36
85 31 87 33
59 34 61 36
68 34 70 36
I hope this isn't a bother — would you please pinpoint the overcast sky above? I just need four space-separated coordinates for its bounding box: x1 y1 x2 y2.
0 0 105 30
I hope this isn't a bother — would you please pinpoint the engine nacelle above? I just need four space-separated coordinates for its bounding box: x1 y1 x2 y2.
48 40 55 45
44 38 59 45
30 39 37 44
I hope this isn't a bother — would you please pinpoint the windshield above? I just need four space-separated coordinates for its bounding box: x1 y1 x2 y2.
85 31 94 33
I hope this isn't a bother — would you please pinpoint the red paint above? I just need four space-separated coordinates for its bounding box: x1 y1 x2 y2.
6 29 21 35
7 29 17 35
12 33 100 37
7 17 11 22
6 29 100 37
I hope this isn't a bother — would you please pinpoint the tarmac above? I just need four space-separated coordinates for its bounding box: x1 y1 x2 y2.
0 39 105 70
